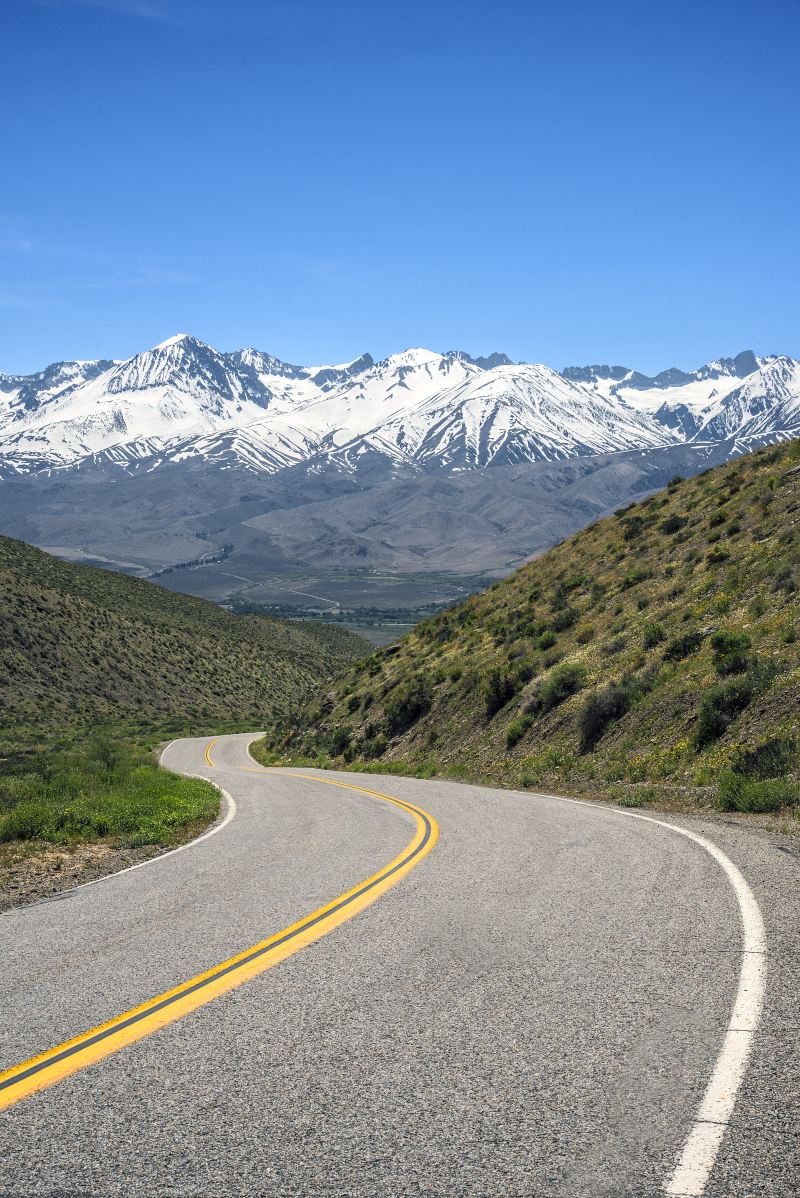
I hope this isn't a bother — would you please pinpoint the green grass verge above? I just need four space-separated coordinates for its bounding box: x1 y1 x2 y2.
0 732 219 848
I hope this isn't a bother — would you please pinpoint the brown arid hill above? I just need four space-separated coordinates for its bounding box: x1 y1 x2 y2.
255 440 800 815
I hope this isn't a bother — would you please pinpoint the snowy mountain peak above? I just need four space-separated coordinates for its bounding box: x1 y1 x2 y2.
1 335 798 480
153 333 193 350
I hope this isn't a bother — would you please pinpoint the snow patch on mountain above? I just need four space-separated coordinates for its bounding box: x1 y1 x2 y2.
328 363 678 471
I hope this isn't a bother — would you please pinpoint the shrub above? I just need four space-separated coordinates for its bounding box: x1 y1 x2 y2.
359 733 388 760
717 772 799 813
327 727 351 757
660 514 687 534
642 622 667 649
621 568 651 589
551 607 579 632
482 668 523 720
622 516 645 541
731 737 797 779
710 630 752 676
663 631 705 662
536 630 557 650
575 624 595 645
694 677 755 748
384 676 433 736
579 682 632 751
506 713 535 749
535 663 587 714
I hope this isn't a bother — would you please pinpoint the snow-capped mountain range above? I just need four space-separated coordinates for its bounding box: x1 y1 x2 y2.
1 333 797 480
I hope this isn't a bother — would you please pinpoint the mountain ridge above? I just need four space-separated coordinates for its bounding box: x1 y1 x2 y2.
2 335 797 483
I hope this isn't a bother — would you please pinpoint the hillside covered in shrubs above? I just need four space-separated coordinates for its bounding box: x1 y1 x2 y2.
0 534 367 732
256 440 800 813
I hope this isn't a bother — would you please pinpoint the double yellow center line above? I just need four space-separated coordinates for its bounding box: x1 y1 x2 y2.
0 741 439 1111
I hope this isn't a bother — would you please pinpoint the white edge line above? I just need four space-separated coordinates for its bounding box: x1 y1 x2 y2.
533 791 767 1197
244 733 266 768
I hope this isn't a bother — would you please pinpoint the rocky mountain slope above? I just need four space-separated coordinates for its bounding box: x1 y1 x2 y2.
257 439 800 812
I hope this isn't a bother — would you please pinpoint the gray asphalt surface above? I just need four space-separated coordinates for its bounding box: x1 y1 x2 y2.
0 733 797 1197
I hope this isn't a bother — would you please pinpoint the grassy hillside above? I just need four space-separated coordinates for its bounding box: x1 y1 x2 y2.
0 537 367 888
0 534 367 730
256 440 800 814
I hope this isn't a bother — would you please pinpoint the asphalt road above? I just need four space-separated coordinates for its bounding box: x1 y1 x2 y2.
0 734 797 1197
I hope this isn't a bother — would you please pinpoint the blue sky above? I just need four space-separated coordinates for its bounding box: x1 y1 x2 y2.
3 0 799 374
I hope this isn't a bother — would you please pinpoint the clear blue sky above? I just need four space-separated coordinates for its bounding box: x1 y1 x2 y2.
3 0 799 375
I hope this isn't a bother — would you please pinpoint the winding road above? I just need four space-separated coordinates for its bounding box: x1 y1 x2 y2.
0 734 797 1196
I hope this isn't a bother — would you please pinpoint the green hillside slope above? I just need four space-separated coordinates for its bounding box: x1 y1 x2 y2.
258 440 800 814
0 534 367 730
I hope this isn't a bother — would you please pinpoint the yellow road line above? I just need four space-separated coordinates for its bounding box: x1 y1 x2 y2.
204 736 219 767
0 753 438 1112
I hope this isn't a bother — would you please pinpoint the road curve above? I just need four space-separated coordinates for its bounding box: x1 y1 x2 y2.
0 733 797 1197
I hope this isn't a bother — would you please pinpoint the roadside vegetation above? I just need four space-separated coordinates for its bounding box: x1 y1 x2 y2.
254 439 800 817
0 731 217 847
0 536 369 897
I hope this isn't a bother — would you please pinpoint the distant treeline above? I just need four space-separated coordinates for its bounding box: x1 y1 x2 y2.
151 544 234 578
230 599 455 625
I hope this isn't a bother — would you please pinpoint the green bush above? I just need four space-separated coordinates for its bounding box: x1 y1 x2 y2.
599 637 626 657
505 714 535 748
642 622 667 649
694 677 755 748
710 630 752 676
535 663 587 714
579 683 632 751
359 733 388 760
622 515 645 541
731 737 797 778
536 630 557 650
327 726 352 756
482 668 523 719
707 547 729 564
663 631 705 662
551 607 578 632
383 675 433 736
717 772 799 813
660 514 687 534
